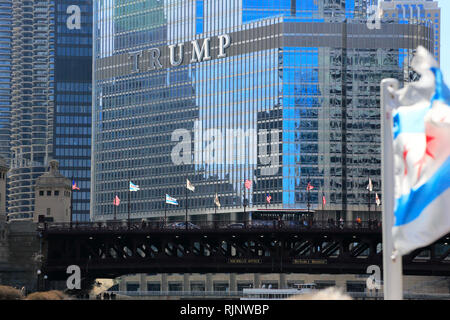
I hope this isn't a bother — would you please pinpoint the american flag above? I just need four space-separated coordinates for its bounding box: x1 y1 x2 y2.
113 195 120 206
72 180 80 190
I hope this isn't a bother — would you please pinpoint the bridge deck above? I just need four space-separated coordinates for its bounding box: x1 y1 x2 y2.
39 221 450 280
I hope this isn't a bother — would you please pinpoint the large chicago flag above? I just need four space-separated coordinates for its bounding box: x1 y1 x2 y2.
391 46 450 256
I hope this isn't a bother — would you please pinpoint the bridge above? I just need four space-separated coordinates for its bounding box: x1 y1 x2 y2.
40 220 450 281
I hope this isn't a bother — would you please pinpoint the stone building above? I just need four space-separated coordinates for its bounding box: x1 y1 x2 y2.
33 160 72 223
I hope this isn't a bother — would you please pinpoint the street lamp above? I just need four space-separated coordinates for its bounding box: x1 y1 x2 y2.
36 269 41 291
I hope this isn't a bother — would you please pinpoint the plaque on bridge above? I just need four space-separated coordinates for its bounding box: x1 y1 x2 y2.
292 259 327 265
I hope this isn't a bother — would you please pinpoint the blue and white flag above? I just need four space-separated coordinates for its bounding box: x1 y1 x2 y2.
166 194 178 206
390 46 450 256
129 181 140 192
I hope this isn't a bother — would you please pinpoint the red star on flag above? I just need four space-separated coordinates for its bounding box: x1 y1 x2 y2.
415 134 435 179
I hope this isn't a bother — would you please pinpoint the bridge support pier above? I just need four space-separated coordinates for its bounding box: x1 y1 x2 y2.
161 274 168 291
206 273 213 292
280 274 287 289
139 274 146 292
253 274 261 288
229 274 236 291
183 273 189 291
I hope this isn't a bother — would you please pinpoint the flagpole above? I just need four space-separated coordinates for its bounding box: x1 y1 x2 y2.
70 176 74 225
164 198 167 226
128 176 131 229
307 176 311 214
368 174 371 222
322 191 325 222
185 176 188 230
114 195 117 221
243 179 246 218
381 78 403 300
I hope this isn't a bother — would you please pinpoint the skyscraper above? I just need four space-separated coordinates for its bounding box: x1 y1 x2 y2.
378 0 440 62
92 0 435 222
9 0 92 221
0 0 11 161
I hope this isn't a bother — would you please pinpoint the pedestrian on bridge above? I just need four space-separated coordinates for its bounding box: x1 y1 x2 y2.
356 217 362 228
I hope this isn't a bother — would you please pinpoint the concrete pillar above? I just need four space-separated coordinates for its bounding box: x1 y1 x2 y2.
254 273 261 288
280 274 287 289
161 274 168 292
206 273 213 291
118 277 126 291
346 211 353 223
139 274 146 291
183 273 190 291
229 273 236 291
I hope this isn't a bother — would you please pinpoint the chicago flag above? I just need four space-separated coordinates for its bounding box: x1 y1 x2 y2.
390 46 450 256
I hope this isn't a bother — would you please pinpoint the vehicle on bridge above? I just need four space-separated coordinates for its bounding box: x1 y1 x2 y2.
221 223 245 229
164 222 200 230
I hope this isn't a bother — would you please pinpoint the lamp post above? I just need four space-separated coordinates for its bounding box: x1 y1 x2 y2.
36 269 41 292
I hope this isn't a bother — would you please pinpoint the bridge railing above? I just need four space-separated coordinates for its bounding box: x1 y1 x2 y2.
41 219 382 232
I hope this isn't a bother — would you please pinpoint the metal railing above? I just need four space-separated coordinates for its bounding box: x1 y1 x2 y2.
101 290 450 300
41 219 382 232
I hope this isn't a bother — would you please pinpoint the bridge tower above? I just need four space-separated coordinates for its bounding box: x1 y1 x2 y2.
33 160 72 223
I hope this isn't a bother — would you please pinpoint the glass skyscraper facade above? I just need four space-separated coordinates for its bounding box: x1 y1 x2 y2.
53 0 92 222
9 0 92 221
379 0 440 62
92 0 435 222
0 0 11 162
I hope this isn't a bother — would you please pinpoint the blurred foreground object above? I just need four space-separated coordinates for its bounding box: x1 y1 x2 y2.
287 287 352 300
388 46 450 256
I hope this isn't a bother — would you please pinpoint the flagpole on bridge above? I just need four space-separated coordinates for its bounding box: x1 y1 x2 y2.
70 175 74 225
214 181 218 215
164 199 167 227
113 194 117 221
128 174 131 229
368 174 372 222
185 176 188 230
381 78 403 300
307 175 311 214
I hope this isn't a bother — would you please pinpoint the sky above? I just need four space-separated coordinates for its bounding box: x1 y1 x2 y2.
438 0 449 79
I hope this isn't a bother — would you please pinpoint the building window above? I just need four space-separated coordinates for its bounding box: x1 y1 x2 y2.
190 282 205 292
287 280 304 288
261 282 278 289
147 282 161 292
168 282 182 291
213 282 229 292
237 282 253 291
346 281 366 293
47 190 51 196
46 208 51 216
55 190 59 196
39 191 44 196
314 281 336 290
126 283 139 292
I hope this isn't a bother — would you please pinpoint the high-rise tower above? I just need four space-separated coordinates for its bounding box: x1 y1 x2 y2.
92 0 435 222
9 1 92 221
379 0 440 62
